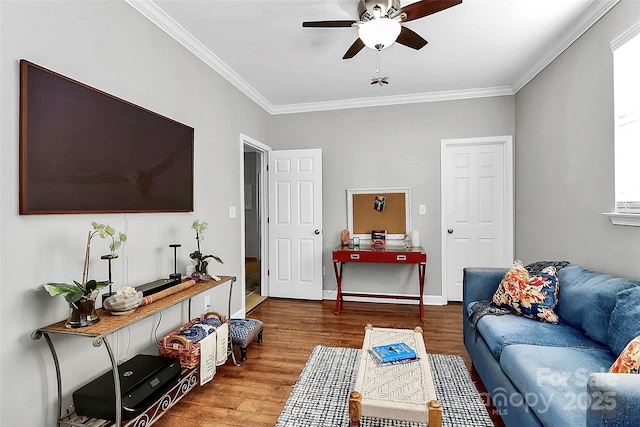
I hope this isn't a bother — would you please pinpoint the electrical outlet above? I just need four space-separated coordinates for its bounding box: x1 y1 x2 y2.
204 295 211 311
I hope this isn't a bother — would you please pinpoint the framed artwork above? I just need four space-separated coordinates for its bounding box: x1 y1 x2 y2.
346 187 411 242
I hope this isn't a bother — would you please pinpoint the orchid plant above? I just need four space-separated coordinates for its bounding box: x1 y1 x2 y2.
41 222 127 306
189 219 223 275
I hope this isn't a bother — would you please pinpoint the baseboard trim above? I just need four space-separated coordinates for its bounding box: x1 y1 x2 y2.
322 289 447 306
231 308 245 319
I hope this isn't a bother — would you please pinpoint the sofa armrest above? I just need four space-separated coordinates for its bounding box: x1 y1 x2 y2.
587 373 640 426
462 267 506 309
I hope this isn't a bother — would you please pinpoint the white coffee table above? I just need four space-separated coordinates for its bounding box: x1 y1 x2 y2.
349 325 442 427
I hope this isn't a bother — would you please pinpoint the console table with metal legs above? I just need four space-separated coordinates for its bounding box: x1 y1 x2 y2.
32 276 236 427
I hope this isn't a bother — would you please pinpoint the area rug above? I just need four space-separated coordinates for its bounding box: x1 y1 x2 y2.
275 346 493 427
245 275 260 296
245 258 260 296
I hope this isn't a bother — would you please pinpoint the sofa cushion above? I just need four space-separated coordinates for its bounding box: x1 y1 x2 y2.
476 313 606 359
610 336 640 374
557 265 639 346
500 344 615 427
608 286 640 355
492 262 560 323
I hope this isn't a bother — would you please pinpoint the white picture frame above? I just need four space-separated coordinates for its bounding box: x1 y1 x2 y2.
346 187 411 242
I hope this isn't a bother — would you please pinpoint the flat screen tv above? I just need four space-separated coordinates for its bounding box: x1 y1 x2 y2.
19 60 194 214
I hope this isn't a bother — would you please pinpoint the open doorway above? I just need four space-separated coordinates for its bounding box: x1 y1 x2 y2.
242 135 269 312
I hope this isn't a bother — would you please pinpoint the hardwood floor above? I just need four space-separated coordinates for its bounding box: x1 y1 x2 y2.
153 298 504 427
245 292 268 312
245 257 267 312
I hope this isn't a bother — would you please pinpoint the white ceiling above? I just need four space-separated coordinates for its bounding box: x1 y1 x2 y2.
127 0 619 114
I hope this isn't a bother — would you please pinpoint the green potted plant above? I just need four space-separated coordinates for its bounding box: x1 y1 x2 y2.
189 219 223 279
40 222 127 328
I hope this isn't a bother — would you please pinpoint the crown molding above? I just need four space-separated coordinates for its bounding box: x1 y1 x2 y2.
511 0 620 93
126 0 514 115
128 0 616 115
610 19 640 51
125 0 275 113
270 86 514 115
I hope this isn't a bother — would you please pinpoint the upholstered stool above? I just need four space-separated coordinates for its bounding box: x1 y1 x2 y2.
229 318 263 362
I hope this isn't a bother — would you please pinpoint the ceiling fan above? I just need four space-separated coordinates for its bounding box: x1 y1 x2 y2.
302 0 461 59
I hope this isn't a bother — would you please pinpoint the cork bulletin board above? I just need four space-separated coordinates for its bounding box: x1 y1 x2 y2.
347 188 411 241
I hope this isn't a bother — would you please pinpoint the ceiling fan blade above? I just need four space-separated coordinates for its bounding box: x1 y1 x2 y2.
343 38 365 59
302 20 356 28
396 26 428 50
396 0 462 23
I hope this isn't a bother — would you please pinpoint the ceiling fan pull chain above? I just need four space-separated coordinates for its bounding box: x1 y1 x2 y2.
371 50 389 86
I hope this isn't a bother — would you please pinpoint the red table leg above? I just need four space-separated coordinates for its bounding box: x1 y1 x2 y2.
418 262 426 321
333 260 344 315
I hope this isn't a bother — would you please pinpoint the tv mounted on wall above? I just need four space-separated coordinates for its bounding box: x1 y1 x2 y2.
19 60 194 214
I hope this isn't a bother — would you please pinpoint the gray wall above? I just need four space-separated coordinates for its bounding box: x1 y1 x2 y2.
0 2 270 426
271 97 515 299
515 0 640 279
3 0 639 425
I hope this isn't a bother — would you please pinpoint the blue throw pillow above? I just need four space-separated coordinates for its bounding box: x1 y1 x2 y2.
609 286 640 355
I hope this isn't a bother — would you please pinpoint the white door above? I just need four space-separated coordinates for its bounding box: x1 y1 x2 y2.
268 149 323 300
441 136 513 301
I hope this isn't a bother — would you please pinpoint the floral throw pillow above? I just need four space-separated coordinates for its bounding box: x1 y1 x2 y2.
609 336 640 374
493 261 560 324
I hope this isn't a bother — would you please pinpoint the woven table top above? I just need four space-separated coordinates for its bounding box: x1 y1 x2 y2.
354 326 436 423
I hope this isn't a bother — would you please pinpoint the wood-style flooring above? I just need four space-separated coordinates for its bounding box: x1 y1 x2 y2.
245 292 268 312
153 298 504 427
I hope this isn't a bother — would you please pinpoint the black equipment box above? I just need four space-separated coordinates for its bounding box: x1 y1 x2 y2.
136 276 182 296
73 354 181 421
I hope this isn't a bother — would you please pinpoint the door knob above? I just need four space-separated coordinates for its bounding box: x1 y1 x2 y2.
314 229 320 235
447 229 454 234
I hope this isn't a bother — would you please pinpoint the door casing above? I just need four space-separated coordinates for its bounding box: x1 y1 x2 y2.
239 134 271 316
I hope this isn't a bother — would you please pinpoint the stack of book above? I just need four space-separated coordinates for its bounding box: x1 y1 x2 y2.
371 230 387 246
368 342 417 365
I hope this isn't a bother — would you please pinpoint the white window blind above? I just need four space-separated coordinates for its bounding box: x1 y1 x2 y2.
613 24 640 213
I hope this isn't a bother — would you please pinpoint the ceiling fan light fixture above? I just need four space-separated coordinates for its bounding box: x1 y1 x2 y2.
358 17 401 51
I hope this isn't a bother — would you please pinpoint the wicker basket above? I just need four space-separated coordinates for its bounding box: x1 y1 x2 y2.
158 311 227 369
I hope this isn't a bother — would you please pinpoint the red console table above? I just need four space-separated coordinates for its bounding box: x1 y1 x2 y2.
332 245 427 320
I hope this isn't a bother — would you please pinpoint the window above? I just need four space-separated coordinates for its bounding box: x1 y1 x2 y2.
613 24 640 213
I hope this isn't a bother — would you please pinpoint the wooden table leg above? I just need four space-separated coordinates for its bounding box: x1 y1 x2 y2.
333 260 344 315
428 400 442 427
418 262 426 321
349 391 362 427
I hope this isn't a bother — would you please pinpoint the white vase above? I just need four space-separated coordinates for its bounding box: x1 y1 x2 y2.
411 230 421 247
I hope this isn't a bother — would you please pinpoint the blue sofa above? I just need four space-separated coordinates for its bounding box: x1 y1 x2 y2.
463 264 640 427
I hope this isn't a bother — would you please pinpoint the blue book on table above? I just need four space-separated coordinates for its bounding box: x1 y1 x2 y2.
369 342 417 363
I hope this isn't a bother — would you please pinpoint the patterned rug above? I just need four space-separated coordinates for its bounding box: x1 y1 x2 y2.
245 258 260 296
275 346 493 427
245 275 260 296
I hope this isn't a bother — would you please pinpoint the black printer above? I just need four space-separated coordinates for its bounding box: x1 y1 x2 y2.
73 354 181 421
